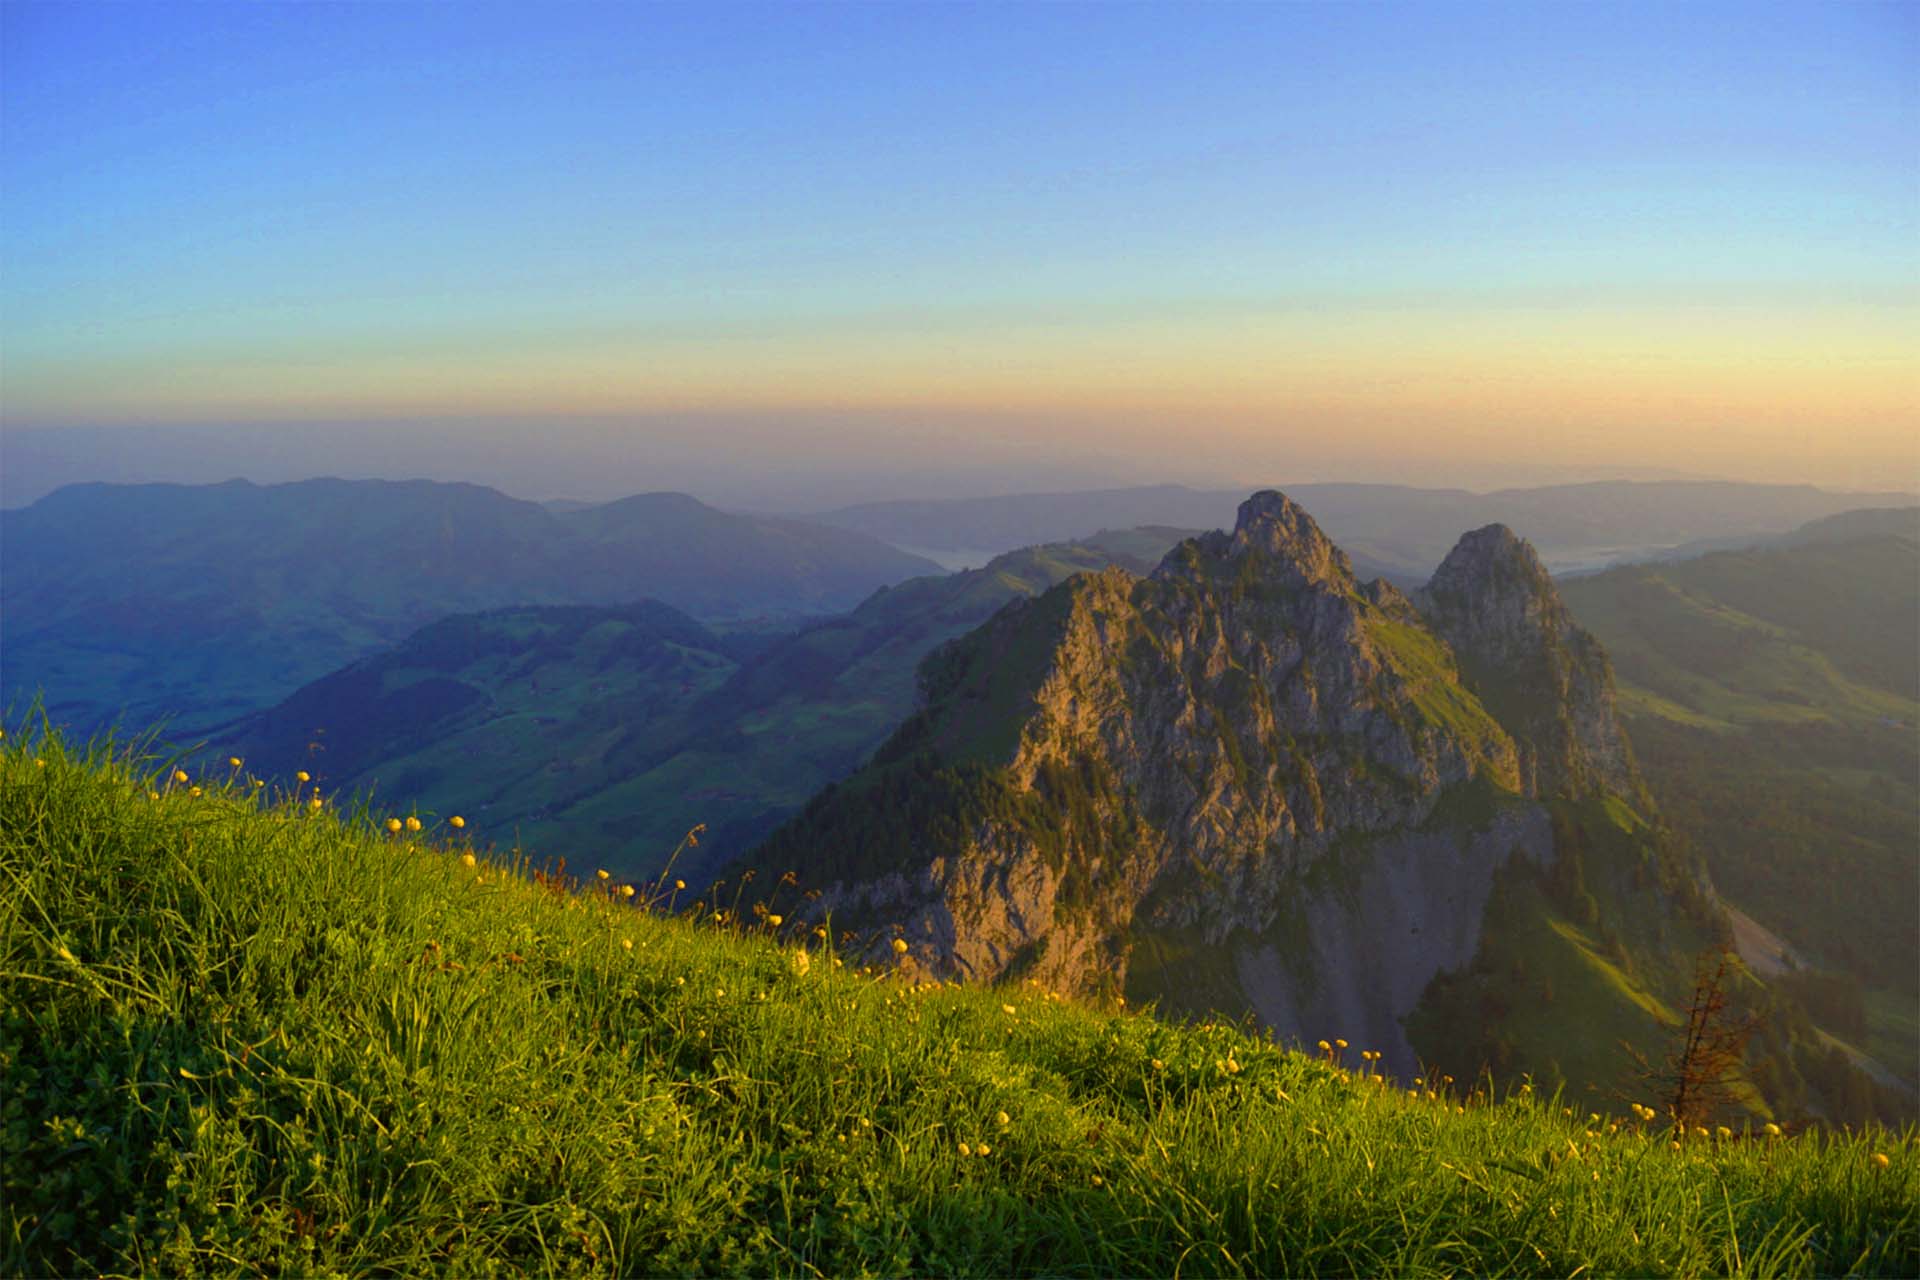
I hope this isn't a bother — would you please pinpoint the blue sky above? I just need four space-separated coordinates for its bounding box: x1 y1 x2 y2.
2 1 1914 501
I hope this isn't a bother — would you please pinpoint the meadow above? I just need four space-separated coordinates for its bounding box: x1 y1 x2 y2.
4 726 1914 1276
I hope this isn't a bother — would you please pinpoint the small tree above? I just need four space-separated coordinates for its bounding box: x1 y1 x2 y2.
1631 948 1759 1125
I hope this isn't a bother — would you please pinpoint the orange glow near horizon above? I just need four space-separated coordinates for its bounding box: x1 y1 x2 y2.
7 300 1914 490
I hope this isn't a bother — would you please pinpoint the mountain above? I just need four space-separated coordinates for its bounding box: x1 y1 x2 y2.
0 478 939 735
750 492 1902 1118
1561 510 1920 1089
222 530 1188 877
807 481 1918 577
1635 503 1920 564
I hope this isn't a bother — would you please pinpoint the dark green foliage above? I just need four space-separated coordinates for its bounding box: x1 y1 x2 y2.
1562 525 1920 1103
1627 716 1919 996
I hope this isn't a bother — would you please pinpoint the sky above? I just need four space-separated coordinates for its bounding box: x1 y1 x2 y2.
2 1 1915 507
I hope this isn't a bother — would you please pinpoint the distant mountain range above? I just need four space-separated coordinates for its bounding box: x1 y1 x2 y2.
0 478 939 735
804 480 1918 576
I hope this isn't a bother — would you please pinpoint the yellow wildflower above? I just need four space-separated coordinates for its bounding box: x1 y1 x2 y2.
461 852 477 869
405 816 422 832
449 815 465 829
309 796 324 811
767 914 782 927
620 884 636 899
957 1142 971 1157
387 818 403 833
1872 1152 1891 1169
188 786 202 797
996 1111 1010 1127
1002 1003 1017 1016
296 770 310 783
173 770 189 784
1150 1058 1164 1071
975 1143 991 1157
675 879 686 890
228 757 242 768
596 869 610 881
1334 1038 1348 1050
892 938 909 955
622 938 633 951
1764 1122 1782 1137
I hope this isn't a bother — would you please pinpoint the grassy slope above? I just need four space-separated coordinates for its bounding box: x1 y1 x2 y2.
228 603 747 878
5 735 1915 1277
1560 534 1920 1071
1404 797 1731 1110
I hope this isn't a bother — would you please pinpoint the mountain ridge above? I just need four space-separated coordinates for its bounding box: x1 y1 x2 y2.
750 491 1664 1079
220 530 1188 877
805 480 1920 576
1 477 940 735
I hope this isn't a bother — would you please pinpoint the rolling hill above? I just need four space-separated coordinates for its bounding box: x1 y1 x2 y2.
1561 508 1920 1092
0 478 938 736
222 531 1190 878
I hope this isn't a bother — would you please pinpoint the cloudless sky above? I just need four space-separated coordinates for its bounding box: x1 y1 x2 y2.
2 1 1915 502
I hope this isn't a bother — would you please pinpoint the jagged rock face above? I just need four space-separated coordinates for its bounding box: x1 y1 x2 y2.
1419 524 1640 800
756 492 1653 1069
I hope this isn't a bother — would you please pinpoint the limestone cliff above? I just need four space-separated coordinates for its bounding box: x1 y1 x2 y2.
753 492 1660 1075
1419 524 1641 801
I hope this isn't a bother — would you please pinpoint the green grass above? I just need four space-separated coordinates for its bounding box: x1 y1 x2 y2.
5 730 1916 1277
1362 617 1516 776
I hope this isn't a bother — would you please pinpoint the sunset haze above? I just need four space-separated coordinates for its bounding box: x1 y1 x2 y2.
3 1 1914 498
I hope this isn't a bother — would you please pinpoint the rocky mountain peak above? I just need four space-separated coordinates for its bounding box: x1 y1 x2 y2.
1166 488 1355 591
1425 524 1555 628
1419 524 1639 800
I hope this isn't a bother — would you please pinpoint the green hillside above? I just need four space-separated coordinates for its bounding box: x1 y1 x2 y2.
6 732 1914 1277
225 534 1181 882
1561 520 1920 1089
0 479 939 737
226 601 746 855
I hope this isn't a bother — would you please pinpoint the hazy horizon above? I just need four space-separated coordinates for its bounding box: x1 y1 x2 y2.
5 1 1915 505
7 414 1917 516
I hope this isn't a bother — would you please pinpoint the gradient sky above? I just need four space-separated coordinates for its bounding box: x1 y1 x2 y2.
3 1 1915 502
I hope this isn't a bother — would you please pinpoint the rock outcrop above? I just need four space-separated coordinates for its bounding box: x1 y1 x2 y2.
753 491 1649 1074
1419 524 1641 800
